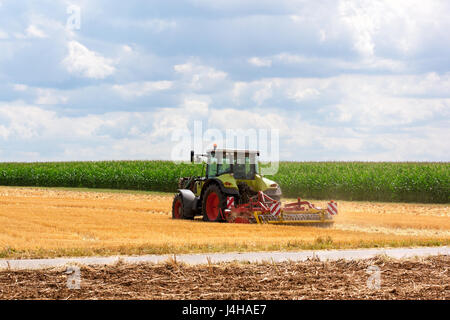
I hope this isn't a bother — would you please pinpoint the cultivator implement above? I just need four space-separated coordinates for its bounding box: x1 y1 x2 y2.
224 192 337 225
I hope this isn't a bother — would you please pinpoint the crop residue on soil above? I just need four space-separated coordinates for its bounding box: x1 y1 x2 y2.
0 256 448 300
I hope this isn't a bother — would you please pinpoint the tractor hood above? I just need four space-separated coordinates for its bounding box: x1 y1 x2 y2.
215 173 279 193
257 175 278 191
235 174 279 193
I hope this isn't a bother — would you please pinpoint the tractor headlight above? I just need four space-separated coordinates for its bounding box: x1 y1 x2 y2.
264 185 282 197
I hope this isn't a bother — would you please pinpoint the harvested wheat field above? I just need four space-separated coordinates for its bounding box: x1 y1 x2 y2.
0 255 448 299
0 187 449 259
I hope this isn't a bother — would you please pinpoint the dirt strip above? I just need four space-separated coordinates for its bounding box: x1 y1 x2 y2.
0 255 448 300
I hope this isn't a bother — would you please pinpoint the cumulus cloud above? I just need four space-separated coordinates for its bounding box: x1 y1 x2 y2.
181 97 210 116
338 0 450 58
174 61 227 90
288 88 320 102
113 81 173 99
13 84 28 92
25 25 48 38
13 25 48 39
0 102 102 140
271 52 405 73
62 41 116 79
248 57 272 67
0 0 449 161
110 18 177 33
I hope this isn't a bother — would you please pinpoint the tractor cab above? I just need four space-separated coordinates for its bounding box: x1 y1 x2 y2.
206 149 260 180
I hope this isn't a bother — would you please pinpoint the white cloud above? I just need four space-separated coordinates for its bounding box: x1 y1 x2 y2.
13 84 28 91
273 52 405 73
181 97 210 116
338 0 449 57
252 81 274 106
204 107 446 161
149 109 190 140
113 81 173 99
138 19 177 32
25 25 47 38
0 97 448 161
13 25 48 39
34 88 68 105
0 102 103 140
173 63 193 73
335 96 449 126
62 41 116 79
318 29 327 42
0 101 205 160
122 45 133 53
111 18 177 33
248 57 272 67
0 29 8 39
274 53 309 64
288 88 320 102
339 0 380 56
174 61 227 90
208 108 284 131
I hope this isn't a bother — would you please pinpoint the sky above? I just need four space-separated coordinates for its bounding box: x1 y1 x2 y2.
0 0 449 162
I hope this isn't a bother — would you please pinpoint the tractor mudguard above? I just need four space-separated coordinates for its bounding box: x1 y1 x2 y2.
178 189 200 218
202 178 239 199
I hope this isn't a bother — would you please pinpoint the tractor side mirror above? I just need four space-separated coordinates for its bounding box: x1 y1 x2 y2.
190 150 194 163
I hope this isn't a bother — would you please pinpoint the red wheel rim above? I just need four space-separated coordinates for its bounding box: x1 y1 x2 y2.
174 199 182 219
206 192 220 221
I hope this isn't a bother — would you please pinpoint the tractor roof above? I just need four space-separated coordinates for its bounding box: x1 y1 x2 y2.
206 148 260 155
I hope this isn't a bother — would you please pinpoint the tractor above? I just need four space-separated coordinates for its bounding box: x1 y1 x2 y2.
172 147 337 225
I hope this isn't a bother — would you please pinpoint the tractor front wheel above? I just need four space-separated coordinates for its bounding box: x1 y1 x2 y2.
202 184 227 222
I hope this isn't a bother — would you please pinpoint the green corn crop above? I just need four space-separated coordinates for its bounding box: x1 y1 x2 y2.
0 161 448 203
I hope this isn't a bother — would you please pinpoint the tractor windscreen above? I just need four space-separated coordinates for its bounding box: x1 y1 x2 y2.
207 152 232 177
233 152 258 180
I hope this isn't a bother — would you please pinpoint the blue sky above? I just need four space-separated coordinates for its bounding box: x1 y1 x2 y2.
0 0 449 162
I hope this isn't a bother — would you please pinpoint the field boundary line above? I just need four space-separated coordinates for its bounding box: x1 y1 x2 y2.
0 246 448 270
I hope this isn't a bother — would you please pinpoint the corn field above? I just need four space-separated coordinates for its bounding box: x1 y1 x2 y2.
0 161 448 203
268 162 449 203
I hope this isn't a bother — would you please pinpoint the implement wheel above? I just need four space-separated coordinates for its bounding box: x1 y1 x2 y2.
202 184 226 222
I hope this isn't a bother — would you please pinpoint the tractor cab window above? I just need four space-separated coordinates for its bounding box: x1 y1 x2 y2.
233 153 257 180
217 156 232 175
207 154 218 177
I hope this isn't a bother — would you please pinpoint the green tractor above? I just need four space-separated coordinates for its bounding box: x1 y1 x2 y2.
172 147 281 222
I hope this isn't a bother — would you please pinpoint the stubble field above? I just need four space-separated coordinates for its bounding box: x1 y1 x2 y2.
0 186 448 259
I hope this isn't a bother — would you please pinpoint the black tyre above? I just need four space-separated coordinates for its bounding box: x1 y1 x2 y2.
202 184 227 222
172 194 186 219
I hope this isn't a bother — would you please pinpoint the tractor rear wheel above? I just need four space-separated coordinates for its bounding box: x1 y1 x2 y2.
202 184 227 222
172 194 186 219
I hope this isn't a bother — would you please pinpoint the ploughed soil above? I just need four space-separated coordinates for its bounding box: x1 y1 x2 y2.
0 256 448 300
